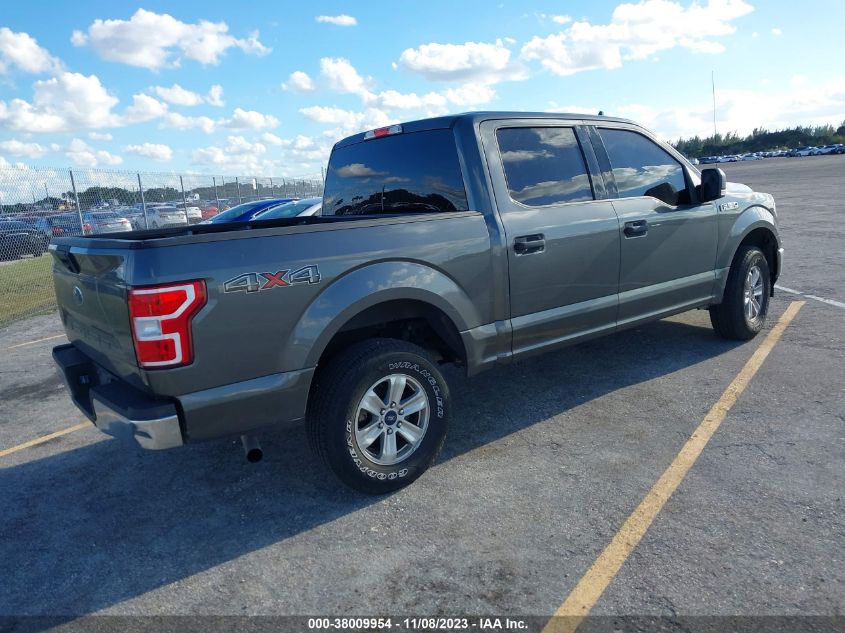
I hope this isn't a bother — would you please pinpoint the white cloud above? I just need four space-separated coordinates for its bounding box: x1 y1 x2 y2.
0 139 50 158
88 131 113 141
71 9 270 70
124 142 173 162
299 106 395 138
552 15 572 25
521 0 754 76
283 70 316 93
443 83 497 106
152 83 225 107
221 107 279 129
320 57 373 97
122 94 168 123
192 135 276 173
315 15 358 26
153 84 204 106
0 72 119 133
260 132 290 146
771 27 783 36
207 84 225 107
160 112 216 134
65 138 122 167
373 90 447 110
398 39 526 83
616 76 845 140
0 27 63 75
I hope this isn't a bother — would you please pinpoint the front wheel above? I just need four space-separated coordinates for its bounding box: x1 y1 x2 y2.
308 339 450 494
710 245 770 340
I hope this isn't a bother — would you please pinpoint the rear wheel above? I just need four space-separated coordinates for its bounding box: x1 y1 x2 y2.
308 338 450 494
710 246 770 340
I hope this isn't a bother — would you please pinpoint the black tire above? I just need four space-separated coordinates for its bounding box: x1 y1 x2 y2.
308 338 450 494
710 245 770 340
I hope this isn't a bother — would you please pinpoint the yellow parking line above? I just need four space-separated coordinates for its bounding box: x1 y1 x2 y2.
0 422 89 459
6 333 65 350
543 300 805 633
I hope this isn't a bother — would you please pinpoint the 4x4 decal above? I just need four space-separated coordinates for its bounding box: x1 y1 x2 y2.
223 265 321 293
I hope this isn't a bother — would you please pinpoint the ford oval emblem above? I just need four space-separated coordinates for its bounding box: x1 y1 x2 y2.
72 286 84 306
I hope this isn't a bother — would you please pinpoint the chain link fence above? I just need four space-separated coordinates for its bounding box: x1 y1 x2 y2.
0 165 323 328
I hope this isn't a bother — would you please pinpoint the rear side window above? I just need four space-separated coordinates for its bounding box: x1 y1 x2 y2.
598 128 690 206
496 127 593 206
323 129 468 216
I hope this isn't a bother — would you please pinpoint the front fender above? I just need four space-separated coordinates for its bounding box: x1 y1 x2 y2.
282 261 482 370
716 203 779 271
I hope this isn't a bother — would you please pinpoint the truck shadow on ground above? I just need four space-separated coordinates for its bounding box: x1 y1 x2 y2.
1 315 742 618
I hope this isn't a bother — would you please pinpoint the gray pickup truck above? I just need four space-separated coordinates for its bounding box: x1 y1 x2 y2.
51 112 782 493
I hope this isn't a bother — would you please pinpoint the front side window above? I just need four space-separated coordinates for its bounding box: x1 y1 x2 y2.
323 129 468 216
598 128 690 206
496 127 593 206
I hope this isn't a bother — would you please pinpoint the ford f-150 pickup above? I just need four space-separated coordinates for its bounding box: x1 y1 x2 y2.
51 112 782 494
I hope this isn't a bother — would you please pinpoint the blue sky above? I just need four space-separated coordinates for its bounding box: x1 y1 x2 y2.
1 0 843 176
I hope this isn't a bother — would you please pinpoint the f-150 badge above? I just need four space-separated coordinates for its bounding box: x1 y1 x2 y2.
223 265 321 293
718 201 740 212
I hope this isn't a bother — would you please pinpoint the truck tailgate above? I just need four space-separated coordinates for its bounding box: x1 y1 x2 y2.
51 244 143 388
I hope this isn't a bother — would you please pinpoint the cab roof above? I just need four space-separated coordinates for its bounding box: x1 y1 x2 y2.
333 111 637 149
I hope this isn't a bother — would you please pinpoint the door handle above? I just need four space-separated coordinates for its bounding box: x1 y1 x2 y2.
623 220 648 238
513 234 545 255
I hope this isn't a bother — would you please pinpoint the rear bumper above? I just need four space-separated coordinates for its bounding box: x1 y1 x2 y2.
53 344 183 450
53 343 314 450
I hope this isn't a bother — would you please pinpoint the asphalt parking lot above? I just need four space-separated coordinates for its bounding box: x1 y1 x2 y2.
1 156 842 630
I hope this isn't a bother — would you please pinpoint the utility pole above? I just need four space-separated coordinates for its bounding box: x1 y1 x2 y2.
711 70 718 139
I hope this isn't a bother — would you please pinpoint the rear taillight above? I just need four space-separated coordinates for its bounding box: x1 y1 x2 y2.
82 223 92 234
128 281 206 368
52 226 64 236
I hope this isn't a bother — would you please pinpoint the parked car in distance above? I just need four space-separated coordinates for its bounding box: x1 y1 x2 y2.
45 213 92 238
200 204 219 221
174 203 203 224
817 144 843 155
698 156 719 164
144 205 188 229
253 197 322 220
0 221 49 259
82 212 133 234
200 198 294 224
789 146 816 157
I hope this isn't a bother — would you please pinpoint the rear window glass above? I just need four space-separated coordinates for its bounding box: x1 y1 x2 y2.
496 127 593 206
322 129 468 216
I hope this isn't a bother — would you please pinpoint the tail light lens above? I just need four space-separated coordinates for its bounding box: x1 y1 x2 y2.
82 223 92 234
128 281 207 368
52 226 64 236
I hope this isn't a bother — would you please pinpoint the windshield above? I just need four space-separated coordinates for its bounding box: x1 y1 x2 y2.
255 199 320 220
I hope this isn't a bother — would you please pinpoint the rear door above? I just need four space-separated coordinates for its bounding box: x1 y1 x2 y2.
591 126 718 327
480 120 620 357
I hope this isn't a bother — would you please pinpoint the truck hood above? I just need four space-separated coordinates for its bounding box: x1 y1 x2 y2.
726 181 752 193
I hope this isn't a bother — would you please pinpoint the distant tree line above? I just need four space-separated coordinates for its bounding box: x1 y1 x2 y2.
672 121 845 158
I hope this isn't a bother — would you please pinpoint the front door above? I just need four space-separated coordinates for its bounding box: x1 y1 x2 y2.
592 126 718 327
480 121 621 357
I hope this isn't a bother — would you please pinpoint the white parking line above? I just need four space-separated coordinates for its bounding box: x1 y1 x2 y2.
776 285 845 310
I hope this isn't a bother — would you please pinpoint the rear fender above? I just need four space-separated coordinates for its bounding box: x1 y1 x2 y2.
282 261 481 371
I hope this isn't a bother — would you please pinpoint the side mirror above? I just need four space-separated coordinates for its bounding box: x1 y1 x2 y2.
700 167 726 202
